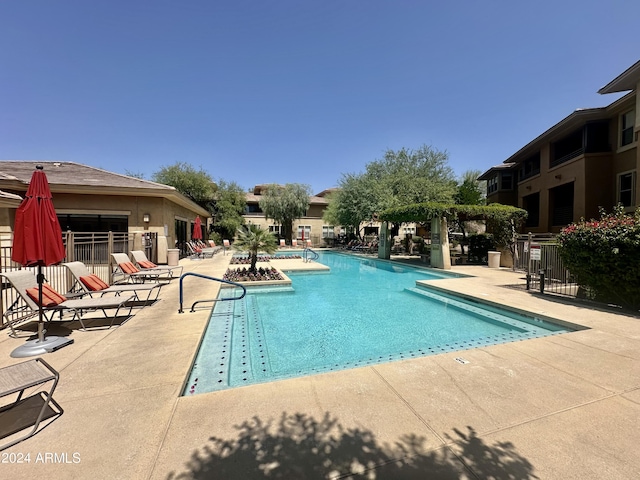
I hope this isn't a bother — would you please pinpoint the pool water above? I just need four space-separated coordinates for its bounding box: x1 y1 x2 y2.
184 252 571 395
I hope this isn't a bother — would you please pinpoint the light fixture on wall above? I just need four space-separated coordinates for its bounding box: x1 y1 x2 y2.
555 174 562 180
525 185 532 190
143 213 150 223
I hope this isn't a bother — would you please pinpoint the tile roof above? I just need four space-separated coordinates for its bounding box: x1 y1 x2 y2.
0 161 175 191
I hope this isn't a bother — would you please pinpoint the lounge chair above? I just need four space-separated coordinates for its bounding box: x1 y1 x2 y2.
0 358 63 451
186 242 215 259
223 239 230 255
279 239 286 248
1 270 134 333
63 261 163 305
292 239 298 247
129 251 184 277
110 253 167 284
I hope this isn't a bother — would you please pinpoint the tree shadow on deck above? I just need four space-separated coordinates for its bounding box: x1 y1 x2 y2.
167 412 538 480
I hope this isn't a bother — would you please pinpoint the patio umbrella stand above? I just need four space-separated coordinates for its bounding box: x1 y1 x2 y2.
11 165 73 358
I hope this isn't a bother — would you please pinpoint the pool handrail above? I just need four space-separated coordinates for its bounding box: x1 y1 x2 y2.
303 247 319 263
178 272 246 313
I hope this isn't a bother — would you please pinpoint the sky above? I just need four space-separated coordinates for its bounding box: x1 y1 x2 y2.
1 1 639 195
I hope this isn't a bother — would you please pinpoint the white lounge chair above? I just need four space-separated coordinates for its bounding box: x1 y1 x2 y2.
110 253 167 284
63 262 162 305
129 251 184 277
1 270 134 333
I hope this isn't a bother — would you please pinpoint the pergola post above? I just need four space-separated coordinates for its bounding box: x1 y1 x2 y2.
430 216 451 270
378 221 391 259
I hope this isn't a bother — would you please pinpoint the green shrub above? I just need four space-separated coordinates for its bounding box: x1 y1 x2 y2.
468 233 495 264
558 206 640 310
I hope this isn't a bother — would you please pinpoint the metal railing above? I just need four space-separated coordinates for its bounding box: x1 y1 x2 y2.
178 272 246 313
515 234 579 297
303 247 319 263
1 231 157 329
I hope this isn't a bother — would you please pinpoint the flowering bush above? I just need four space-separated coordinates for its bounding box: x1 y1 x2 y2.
223 267 284 282
558 205 640 310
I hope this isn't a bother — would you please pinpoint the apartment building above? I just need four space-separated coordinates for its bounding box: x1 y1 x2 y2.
480 60 639 233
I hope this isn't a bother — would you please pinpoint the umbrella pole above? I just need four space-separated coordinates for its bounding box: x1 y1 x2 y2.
37 265 45 343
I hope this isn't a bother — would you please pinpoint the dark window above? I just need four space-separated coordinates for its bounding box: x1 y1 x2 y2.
552 129 583 167
550 182 574 226
522 193 540 228
245 203 262 214
584 121 610 153
57 214 128 232
519 153 540 181
621 110 635 147
487 176 498 194
619 172 635 207
501 172 513 190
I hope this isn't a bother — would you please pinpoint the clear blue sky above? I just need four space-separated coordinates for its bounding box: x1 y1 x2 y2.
2 1 638 194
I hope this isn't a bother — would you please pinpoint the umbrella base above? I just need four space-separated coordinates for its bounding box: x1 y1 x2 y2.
10 337 75 358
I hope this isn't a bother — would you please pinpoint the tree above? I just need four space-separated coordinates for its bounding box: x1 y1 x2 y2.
259 184 311 244
322 174 378 237
453 169 486 254
326 145 457 239
233 225 278 273
151 162 216 209
211 180 246 240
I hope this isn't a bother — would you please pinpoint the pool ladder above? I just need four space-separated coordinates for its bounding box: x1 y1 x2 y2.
303 247 319 263
178 272 246 313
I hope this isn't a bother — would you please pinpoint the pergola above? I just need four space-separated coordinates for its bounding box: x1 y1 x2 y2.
378 202 528 269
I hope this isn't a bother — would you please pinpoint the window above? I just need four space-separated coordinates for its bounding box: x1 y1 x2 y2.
621 110 635 147
487 176 498 194
268 225 281 235
618 171 636 208
322 225 335 238
522 193 540 228
501 172 513 190
403 226 415 235
297 225 311 239
519 153 540 181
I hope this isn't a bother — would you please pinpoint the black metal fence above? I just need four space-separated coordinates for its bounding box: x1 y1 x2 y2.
514 234 579 298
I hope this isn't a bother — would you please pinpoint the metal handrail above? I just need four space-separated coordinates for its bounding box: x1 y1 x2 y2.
303 247 319 263
178 272 246 313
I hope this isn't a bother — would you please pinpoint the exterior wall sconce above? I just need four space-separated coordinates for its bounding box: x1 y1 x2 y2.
525 185 532 190
555 174 562 180
143 213 150 223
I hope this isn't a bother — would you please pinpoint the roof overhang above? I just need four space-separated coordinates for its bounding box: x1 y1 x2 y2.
0 189 22 208
598 60 640 94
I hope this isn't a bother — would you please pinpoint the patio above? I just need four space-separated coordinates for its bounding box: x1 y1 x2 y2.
0 252 639 479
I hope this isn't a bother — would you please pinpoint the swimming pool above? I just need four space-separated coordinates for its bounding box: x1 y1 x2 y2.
184 252 573 395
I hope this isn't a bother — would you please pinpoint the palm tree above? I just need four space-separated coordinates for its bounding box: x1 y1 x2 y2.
233 225 278 273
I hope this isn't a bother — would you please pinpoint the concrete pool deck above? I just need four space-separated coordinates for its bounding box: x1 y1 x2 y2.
1 251 639 479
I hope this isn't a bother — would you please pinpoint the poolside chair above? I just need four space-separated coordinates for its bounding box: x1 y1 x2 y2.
63 261 163 306
292 239 298 247
130 250 184 277
0 358 63 451
279 239 286 248
111 253 166 284
1 270 134 333
186 242 215 259
223 239 230 255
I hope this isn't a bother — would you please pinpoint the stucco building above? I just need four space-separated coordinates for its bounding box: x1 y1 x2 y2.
480 60 639 233
0 161 209 259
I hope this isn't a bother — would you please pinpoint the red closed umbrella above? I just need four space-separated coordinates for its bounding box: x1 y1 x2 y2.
192 216 203 241
11 165 72 357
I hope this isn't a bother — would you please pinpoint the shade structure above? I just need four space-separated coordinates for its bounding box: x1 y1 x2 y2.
11 166 73 357
192 216 203 240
